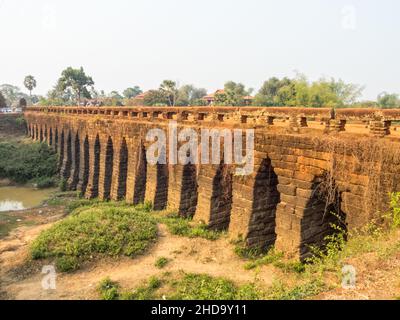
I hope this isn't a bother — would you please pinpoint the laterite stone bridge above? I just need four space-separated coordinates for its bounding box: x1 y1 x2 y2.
25 106 400 259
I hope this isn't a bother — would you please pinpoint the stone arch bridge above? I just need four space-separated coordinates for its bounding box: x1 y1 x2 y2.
25 106 400 259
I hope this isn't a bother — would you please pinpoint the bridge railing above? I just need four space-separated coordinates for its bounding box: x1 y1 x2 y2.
26 106 400 137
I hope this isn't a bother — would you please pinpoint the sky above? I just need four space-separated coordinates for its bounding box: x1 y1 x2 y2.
0 0 399 100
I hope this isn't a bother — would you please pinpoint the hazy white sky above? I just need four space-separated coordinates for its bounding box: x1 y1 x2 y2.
0 0 399 100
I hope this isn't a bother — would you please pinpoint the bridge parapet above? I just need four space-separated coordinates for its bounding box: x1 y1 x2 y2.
27 106 400 137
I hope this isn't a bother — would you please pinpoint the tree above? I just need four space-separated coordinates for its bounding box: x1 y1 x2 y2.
214 81 252 106
143 90 168 106
123 86 142 99
159 80 178 106
24 75 37 97
254 77 293 106
377 92 400 109
0 92 6 108
56 67 94 105
0 84 28 107
175 85 207 106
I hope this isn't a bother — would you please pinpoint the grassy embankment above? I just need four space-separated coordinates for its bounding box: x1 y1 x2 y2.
28 191 400 300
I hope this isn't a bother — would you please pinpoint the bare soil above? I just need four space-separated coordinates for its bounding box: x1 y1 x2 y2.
0 204 399 300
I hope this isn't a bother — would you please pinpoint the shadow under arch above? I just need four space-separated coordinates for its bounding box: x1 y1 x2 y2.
49 127 53 146
61 130 72 180
79 135 90 195
178 162 198 218
116 138 128 200
89 135 101 198
300 175 347 260
69 132 80 190
133 144 147 205
247 158 280 250
209 162 233 231
103 136 114 200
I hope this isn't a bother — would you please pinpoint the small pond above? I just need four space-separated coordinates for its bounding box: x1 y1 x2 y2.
0 186 56 212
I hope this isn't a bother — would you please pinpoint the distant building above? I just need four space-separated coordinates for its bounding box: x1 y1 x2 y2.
202 89 225 106
130 91 150 106
202 90 254 106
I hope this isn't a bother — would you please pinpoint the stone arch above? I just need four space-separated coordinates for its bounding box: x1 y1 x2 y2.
133 144 147 205
178 163 198 218
60 130 72 180
116 138 128 200
49 127 53 146
54 127 58 151
88 135 101 198
35 125 39 141
154 161 169 210
69 132 80 190
58 129 65 169
300 176 347 259
247 158 280 249
209 163 233 231
39 126 43 142
81 135 90 194
103 136 114 200
44 125 48 142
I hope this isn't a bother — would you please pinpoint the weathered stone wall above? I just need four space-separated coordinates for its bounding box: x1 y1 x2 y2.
24 106 400 259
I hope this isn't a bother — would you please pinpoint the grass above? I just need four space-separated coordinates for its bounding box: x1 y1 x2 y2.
0 212 24 238
155 257 170 269
98 273 264 300
30 202 158 272
157 212 223 241
267 279 325 300
98 277 120 300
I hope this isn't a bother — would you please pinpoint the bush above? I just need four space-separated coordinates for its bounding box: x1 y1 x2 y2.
56 256 80 272
0 141 57 184
389 192 400 228
155 257 169 269
34 176 56 189
30 203 158 272
98 278 120 300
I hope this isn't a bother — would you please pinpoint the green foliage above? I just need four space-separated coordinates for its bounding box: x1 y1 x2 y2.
56 67 94 104
123 86 142 99
306 222 347 268
234 242 265 260
35 176 57 189
159 213 222 240
378 92 400 109
389 192 400 228
59 178 68 192
143 89 168 106
155 257 169 269
98 278 120 300
0 92 6 108
0 141 57 184
15 116 26 127
214 81 252 106
55 256 80 273
253 75 363 108
24 75 37 96
170 274 263 300
0 84 29 107
175 85 207 106
267 279 325 300
30 203 158 272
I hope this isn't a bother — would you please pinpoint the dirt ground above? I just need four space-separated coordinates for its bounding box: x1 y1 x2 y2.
1 204 399 300
0 206 277 300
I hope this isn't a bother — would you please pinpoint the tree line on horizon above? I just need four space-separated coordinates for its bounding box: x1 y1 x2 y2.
1 66 400 109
